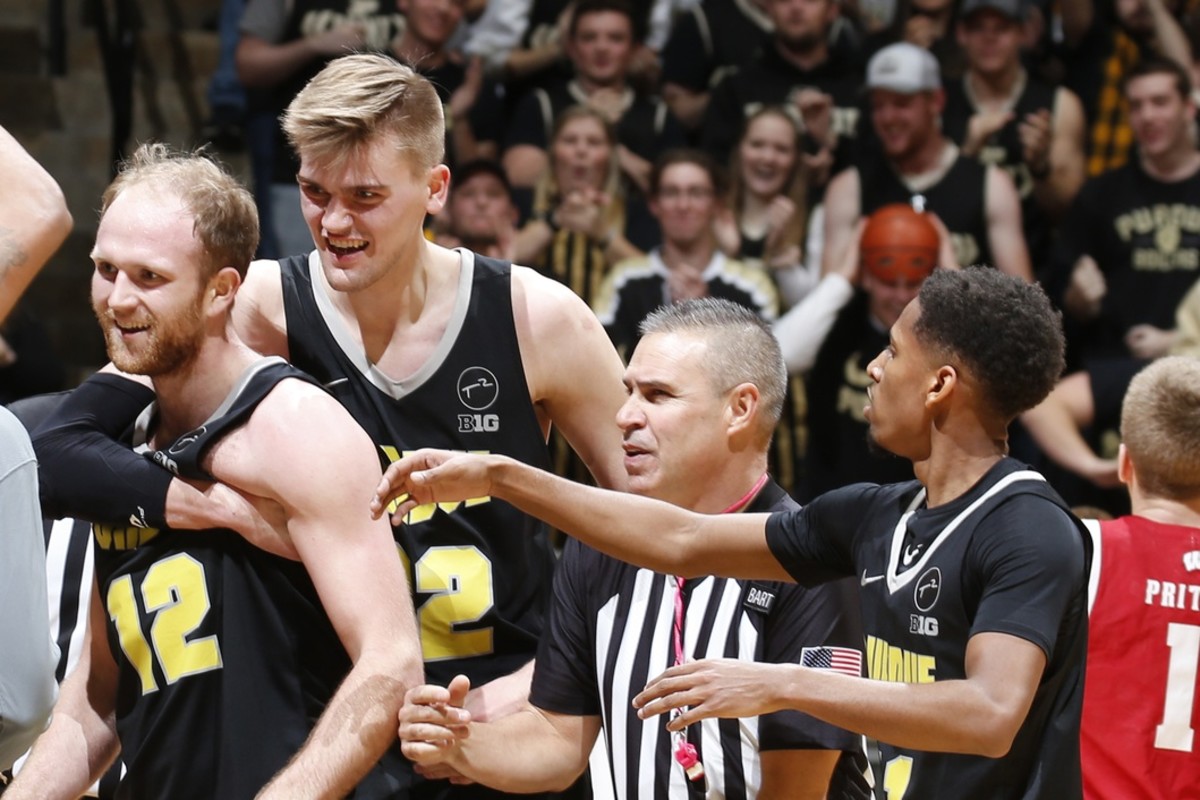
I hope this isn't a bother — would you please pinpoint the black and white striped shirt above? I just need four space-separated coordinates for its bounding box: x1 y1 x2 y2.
530 480 863 800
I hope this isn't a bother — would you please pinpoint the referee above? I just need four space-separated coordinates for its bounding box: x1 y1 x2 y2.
400 299 866 799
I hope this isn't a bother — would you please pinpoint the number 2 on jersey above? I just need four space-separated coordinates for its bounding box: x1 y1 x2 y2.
399 545 496 661
107 554 223 694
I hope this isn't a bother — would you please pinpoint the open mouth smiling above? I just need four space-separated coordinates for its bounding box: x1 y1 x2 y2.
326 236 369 257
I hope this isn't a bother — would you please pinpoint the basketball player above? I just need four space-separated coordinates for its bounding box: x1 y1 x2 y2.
374 267 1090 797
398 299 866 799
7 144 422 799
1079 355 1200 799
32 54 628 769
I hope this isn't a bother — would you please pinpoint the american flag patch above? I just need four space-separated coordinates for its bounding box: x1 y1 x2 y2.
800 646 863 677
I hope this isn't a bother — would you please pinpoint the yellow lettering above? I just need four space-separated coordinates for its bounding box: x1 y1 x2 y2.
1132 248 1199 272
865 635 937 684
377 447 493 523
93 523 159 551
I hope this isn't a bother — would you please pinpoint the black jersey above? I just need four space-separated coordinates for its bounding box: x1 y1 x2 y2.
92 358 410 799
803 292 914 500
1048 160 1200 358
942 76 1057 266
280 250 556 688
857 151 993 269
765 459 1088 798
532 480 866 799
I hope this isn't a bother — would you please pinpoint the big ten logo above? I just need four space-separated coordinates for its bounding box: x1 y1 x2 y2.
458 414 500 433
378 447 492 524
909 614 939 636
94 522 161 551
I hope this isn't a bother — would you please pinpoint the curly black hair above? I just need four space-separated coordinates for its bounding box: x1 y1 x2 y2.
913 267 1065 421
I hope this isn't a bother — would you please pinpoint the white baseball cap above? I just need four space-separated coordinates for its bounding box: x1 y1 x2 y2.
866 43 942 94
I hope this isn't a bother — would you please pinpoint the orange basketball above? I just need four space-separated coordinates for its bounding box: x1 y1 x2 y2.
860 203 940 284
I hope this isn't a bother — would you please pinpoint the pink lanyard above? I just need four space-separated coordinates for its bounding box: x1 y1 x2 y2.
671 473 769 784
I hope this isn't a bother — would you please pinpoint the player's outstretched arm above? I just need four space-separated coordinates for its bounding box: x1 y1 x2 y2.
5 582 122 799
234 383 422 798
400 675 600 793
0 125 71 324
372 449 791 581
510 266 629 491
635 631 1045 758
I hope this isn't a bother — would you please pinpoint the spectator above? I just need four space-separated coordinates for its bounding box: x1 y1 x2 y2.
660 0 774 130
594 149 778 358
1058 0 1193 176
714 104 815 307
1048 57 1200 364
822 42 1032 280
943 0 1086 270
513 105 644 306
502 0 687 195
700 0 864 186
436 159 520 261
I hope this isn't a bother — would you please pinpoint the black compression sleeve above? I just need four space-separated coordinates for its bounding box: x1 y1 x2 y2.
32 373 171 527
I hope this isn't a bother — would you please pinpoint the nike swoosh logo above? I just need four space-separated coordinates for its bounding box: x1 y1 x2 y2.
323 378 349 389
861 570 884 586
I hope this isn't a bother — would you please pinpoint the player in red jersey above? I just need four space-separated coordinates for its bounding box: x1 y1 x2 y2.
1080 355 1200 799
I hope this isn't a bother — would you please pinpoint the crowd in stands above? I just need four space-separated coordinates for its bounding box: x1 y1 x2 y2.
30 0 1200 517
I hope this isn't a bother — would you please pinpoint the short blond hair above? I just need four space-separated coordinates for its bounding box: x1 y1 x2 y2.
101 142 258 280
1121 356 1200 500
282 53 445 173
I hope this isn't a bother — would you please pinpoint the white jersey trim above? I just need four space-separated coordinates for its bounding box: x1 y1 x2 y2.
885 470 1047 594
306 248 475 401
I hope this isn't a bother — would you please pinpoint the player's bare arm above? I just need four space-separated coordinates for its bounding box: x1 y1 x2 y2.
400 675 601 792
372 449 790 581
213 380 422 797
5 582 121 799
510 265 628 491
0 125 72 324
635 630 1045 758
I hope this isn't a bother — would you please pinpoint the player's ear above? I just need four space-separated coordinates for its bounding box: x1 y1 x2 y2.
427 164 451 214
926 363 957 409
1117 443 1134 487
209 266 242 307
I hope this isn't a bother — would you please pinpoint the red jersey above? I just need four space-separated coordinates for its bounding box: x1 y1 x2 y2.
1081 516 1200 799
